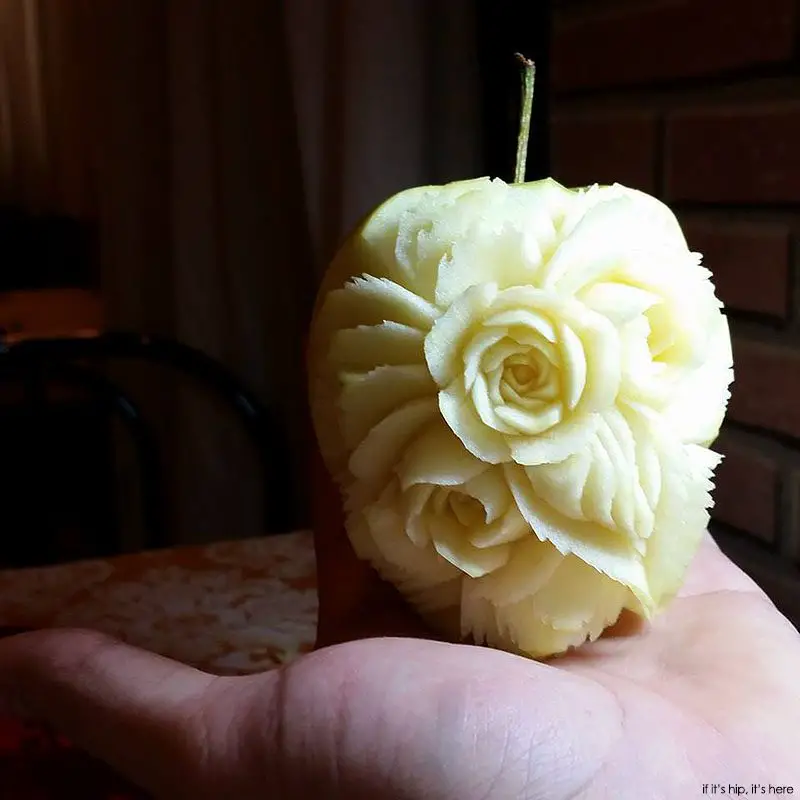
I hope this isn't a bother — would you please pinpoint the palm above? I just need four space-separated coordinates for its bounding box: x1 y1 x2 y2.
274 534 800 798
3 507 799 799
555 585 800 794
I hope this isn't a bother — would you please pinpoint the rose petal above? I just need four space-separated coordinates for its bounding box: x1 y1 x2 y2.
487 366 505 404
489 284 549 313
469 536 563 605
514 180 572 261
642 438 720 606
543 196 675 295
471 373 515 433
506 332 560 366
618 317 670 408
501 380 560 407
460 591 505 648
339 365 435 449
464 329 505 390
526 453 590 521
431 516 510 578
397 420 488 489
440 382 511 463
529 557 624 629
598 411 640 537
425 283 496 386
392 178 502 301
361 500 461 589
497 560 629 656
359 185 433 274
579 282 661 325
558 322 586 410
334 275 440 330
593 183 689 246
506 617 588 658
483 309 558 342
460 469 514 523
436 233 531 307
463 590 597 657
403 483 435 546
505 463 653 609
633 481 656 541
541 197 636 292
494 403 562 435
509 412 599 466
578 312 622 413
515 176 575 221
661 312 733 447
482 339 527 373
330 322 425 371
449 492 486 527
583 437 616 528
470 508 530 548
624 404 662 510
349 397 439 483
395 209 455 302
433 182 556 306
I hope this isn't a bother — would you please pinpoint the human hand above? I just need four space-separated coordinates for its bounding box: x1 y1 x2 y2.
1 457 798 799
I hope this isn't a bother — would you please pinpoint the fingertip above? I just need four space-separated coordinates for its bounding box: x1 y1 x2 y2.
0 628 216 797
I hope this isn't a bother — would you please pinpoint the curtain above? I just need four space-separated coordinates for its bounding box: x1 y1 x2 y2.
0 0 481 545
286 0 482 270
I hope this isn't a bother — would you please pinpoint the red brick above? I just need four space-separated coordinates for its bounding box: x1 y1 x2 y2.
728 340 800 438
666 103 800 204
712 436 778 542
680 219 790 318
550 112 657 193
553 0 796 93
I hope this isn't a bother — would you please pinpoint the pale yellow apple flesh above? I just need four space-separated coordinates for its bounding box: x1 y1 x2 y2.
308 177 732 659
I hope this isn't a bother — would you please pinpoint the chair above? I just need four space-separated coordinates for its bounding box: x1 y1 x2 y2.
0 331 292 565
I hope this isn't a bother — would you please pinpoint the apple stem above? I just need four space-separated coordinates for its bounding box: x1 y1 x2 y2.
514 53 536 184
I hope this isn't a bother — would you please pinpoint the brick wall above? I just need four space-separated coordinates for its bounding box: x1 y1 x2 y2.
550 0 800 625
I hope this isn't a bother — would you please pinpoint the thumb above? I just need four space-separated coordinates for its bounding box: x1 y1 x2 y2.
0 628 463 800
0 628 268 798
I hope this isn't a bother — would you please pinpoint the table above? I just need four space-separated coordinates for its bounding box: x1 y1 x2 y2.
0 530 319 675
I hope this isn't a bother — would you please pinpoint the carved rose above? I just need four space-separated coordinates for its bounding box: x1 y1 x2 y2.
309 177 733 658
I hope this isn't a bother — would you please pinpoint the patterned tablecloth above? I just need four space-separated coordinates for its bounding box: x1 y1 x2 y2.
0 530 319 675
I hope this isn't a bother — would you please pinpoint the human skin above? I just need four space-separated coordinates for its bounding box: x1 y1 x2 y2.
0 455 798 799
